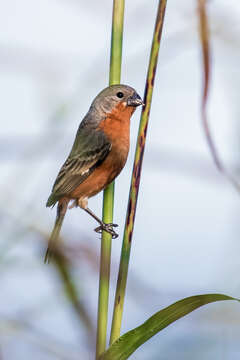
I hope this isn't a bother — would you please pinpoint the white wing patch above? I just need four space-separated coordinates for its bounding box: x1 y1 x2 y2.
80 168 90 176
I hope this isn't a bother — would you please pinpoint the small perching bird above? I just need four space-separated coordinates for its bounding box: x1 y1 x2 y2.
45 84 143 263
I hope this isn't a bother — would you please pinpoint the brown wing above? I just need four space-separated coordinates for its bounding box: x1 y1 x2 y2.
46 129 111 206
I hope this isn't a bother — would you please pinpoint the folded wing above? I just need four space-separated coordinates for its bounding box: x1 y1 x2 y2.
46 128 111 207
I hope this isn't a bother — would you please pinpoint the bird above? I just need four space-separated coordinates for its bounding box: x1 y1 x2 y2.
45 84 143 263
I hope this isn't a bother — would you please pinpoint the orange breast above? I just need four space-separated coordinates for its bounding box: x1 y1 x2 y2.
69 104 133 200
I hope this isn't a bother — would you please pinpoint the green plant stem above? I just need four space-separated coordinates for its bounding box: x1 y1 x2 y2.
110 0 167 345
96 1 125 358
109 0 125 85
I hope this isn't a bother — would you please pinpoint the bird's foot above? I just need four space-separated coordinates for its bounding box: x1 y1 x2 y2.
94 223 119 239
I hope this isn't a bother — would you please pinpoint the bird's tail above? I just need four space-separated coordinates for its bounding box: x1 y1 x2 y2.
44 199 69 264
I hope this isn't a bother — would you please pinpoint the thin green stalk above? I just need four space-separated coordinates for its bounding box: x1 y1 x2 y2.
96 1 125 358
110 0 167 345
109 0 125 85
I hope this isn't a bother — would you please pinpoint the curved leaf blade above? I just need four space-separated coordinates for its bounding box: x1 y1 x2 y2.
100 294 238 360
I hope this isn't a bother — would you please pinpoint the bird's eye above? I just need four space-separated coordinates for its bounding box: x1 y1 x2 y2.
116 91 124 98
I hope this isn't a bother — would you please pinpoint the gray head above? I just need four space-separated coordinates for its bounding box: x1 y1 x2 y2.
91 84 143 114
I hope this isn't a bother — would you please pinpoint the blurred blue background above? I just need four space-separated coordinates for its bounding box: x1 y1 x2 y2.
1 0 240 359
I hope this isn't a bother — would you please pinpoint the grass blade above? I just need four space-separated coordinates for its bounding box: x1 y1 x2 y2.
102 294 238 360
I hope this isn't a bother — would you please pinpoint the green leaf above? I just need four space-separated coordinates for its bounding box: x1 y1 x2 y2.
100 294 238 360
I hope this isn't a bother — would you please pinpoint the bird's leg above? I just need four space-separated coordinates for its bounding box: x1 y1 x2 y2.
84 207 119 239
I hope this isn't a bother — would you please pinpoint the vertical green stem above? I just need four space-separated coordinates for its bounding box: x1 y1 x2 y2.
110 0 167 345
109 0 125 85
96 1 125 358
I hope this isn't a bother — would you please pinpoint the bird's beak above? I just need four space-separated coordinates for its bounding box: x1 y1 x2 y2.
127 93 144 107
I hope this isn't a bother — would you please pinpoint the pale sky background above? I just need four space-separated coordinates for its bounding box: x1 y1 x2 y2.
1 1 240 359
